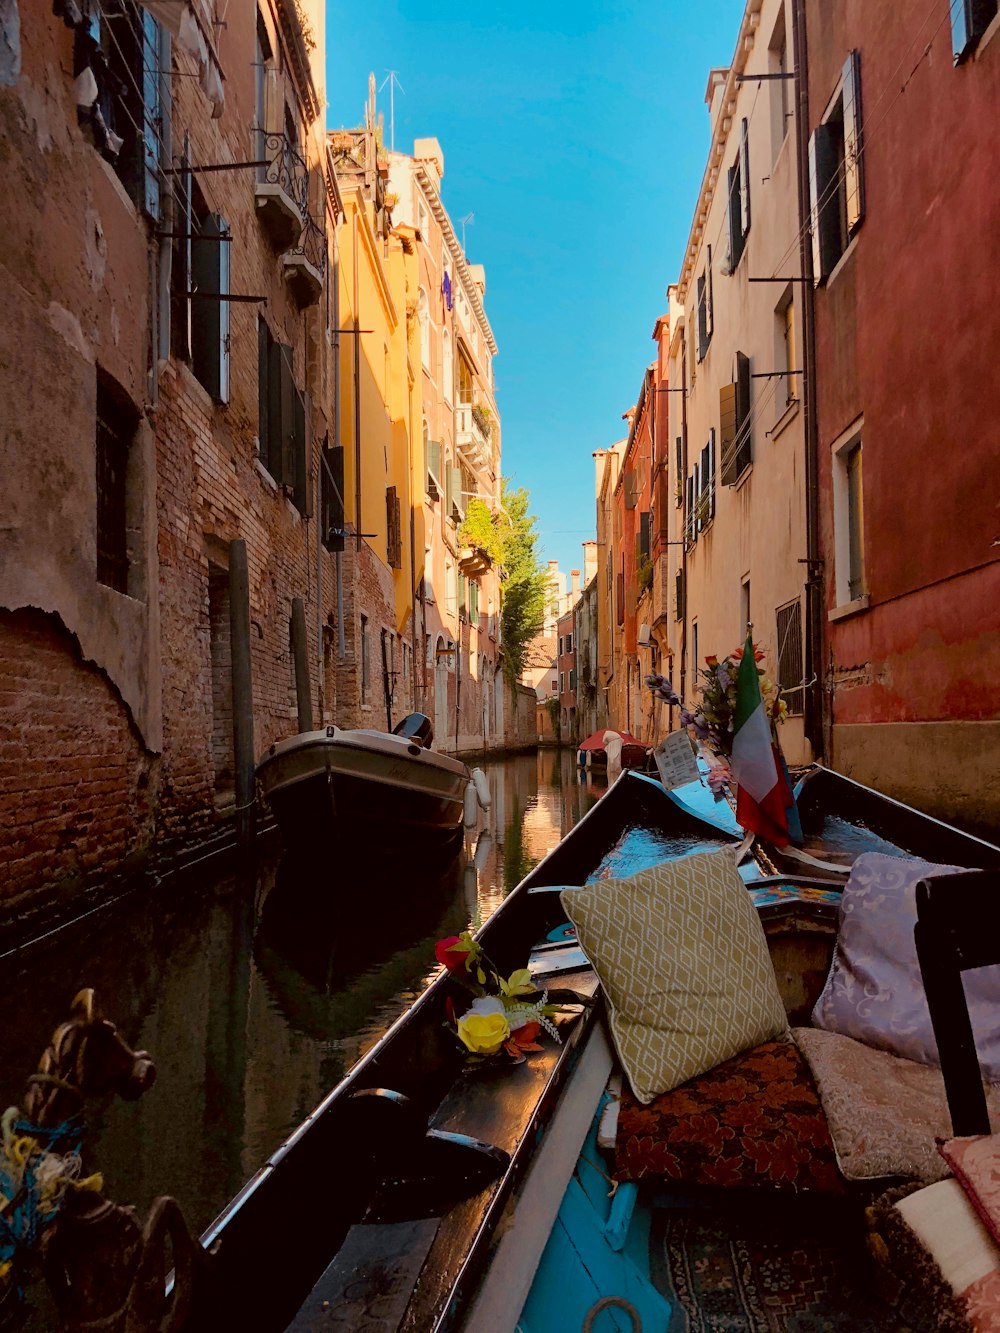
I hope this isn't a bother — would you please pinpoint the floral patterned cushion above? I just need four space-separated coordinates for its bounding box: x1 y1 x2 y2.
940 1134 1000 1248
811 853 1000 1079
614 1039 844 1192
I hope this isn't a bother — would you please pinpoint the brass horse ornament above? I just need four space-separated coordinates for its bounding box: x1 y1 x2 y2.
0 989 207 1331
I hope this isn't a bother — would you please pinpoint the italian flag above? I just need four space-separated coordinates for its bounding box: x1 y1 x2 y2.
731 633 793 846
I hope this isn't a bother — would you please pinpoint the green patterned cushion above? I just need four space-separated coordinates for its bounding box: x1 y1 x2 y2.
562 849 788 1104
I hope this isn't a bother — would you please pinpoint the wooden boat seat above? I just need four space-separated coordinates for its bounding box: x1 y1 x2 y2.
914 868 1000 1136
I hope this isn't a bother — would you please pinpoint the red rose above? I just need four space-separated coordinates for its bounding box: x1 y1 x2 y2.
435 936 468 974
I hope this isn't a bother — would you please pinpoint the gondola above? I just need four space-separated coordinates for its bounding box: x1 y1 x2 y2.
182 765 1000 1331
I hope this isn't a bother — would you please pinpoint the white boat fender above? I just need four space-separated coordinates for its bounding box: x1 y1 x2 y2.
464 781 479 828
471 767 492 810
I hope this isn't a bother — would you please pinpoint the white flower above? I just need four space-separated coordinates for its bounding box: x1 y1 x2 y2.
468 995 506 1019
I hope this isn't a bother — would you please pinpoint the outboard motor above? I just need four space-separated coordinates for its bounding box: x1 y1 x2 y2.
393 712 434 749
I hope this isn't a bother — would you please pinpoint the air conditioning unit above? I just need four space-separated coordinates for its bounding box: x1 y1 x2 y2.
637 623 652 647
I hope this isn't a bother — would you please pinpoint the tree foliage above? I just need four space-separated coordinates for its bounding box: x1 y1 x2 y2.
459 482 548 693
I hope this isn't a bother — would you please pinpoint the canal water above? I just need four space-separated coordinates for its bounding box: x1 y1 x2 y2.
0 749 601 1291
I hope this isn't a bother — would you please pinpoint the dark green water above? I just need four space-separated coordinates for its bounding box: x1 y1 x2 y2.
0 749 598 1264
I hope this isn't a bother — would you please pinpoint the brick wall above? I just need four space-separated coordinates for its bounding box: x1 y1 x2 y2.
0 609 156 900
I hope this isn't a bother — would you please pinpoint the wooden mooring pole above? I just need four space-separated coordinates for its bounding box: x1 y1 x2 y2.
291 597 314 732
229 539 256 863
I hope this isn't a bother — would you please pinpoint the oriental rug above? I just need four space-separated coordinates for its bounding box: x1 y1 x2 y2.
648 1194 898 1331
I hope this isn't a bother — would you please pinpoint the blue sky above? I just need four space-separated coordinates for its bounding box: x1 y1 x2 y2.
326 1 747 577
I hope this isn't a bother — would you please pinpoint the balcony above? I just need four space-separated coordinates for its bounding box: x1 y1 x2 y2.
283 213 325 307
458 545 491 578
455 403 493 471
254 130 308 251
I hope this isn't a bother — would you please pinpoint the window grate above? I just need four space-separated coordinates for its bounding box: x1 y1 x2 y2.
776 599 804 716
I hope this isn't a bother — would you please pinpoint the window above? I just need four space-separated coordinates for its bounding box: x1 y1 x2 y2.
776 599 804 716
442 329 453 403
720 351 752 484
458 351 474 405
809 51 864 283
951 0 999 61
740 578 751 638
831 425 867 607
559 672 566 695
191 209 231 404
727 119 751 270
675 568 685 621
557 635 563 657
636 512 652 564
95 369 139 595
320 439 345 551
675 436 684 507
469 579 479 626
458 573 467 620
768 6 791 164
82 6 166 217
426 435 443 501
386 486 402 568
258 317 307 512
360 615 370 702
254 11 273 179
565 631 573 654
569 669 576 692
551 679 557 693
696 248 714 360
774 290 798 410
418 289 430 370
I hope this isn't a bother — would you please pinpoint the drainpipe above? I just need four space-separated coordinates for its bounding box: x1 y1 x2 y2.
679 337 689 710
333 227 345 660
353 211 362 552
792 0 824 760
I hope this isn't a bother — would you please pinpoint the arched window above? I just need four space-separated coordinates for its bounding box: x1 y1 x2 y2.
419 288 430 370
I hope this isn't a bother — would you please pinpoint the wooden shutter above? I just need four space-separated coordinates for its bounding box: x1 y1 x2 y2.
191 214 230 403
675 437 683 506
292 386 308 514
426 439 442 497
706 245 714 339
258 318 271 470
842 50 865 236
740 118 751 237
808 125 840 284
735 351 751 475
685 473 695 543
728 161 744 269
719 381 738 485
271 341 296 487
140 12 162 219
639 511 651 561
386 486 402 567
675 568 685 621
449 465 463 521
322 442 345 551
697 272 708 360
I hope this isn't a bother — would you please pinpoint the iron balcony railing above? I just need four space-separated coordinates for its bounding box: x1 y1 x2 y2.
288 211 326 276
253 127 310 217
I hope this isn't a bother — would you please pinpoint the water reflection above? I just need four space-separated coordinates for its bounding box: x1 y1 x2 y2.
0 748 598 1288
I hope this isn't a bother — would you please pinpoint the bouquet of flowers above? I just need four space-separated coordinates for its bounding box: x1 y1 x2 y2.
435 932 565 1065
647 641 787 767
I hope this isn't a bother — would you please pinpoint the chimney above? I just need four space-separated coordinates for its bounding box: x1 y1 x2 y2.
548 559 559 571
582 540 598 584
571 569 580 599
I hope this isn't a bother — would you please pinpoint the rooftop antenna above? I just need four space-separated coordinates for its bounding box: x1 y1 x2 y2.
460 211 475 252
378 70 405 152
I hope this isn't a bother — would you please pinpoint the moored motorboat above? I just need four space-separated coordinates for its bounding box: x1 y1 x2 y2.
175 766 999 1330
256 713 476 855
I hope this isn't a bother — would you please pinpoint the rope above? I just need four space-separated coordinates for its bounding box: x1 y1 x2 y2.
0 1107 102 1298
582 1296 642 1332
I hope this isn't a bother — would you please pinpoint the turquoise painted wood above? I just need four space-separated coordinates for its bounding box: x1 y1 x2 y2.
515 1105 672 1333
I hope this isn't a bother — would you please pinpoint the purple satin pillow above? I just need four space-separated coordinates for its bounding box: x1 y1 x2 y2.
812 853 1000 1081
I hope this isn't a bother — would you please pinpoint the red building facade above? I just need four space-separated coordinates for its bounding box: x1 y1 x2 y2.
806 0 1000 829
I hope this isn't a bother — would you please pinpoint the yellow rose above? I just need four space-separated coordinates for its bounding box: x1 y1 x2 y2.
457 1010 510 1056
